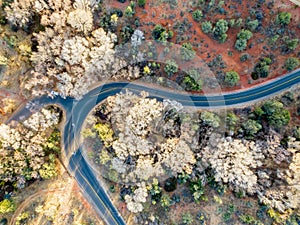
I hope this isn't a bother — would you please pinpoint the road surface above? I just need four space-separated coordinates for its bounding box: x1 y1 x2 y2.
7 68 300 225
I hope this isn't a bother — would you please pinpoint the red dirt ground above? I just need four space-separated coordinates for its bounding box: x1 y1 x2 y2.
104 0 300 92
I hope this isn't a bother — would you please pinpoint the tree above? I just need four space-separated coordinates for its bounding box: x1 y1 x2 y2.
225 71 240 86
251 58 272 79
152 24 172 43
262 100 290 128
284 38 299 51
200 111 220 128
240 53 250 62
192 9 203 22
125 5 135 17
213 19 228 42
276 12 291 25
164 59 178 77
243 119 262 136
137 0 146 8
235 29 253 51
235 39 248 52
226 112 239 130
237 29 253 40
180 42 195 61
189 179 205 203
0 199 15 214
93 123 114 146
164 176 177 192
183 75 202 91
201 21 212 34
284 57 300 71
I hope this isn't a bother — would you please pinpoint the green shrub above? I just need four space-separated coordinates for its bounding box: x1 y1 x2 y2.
213 19 229 42
192 9 203 22
164 59 178 77
243 119 262 136
246 19 259 31
0 199 15 214
225 71 240 86
180 42 195 61
284 57 300 71
137 0 146 7
201 21 213 34
276 12 291 25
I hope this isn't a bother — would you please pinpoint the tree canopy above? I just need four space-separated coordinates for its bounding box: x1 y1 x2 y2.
225 71 240 86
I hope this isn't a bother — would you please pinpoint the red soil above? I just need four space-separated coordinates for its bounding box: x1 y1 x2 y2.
104 0 300 93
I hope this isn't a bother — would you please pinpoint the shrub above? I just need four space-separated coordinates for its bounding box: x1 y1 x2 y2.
200 111 220 128
235 29 253 51
192 9 203 22
262 100 290 128
137 0 146 7
213 19 229 42
276 12 291 25
201 21 213 34
246 19 259 31
237 29 253 40
182 213 194 225
180 42 195 61
243 119 262 136
0 199 15 214
240 53 250 62
164 59 178 77
225 71 240 86
152 24 172 43
164 177 177 192
183 75 202 91
235 39 248 51
251 58 272 79
285 38 299 51
284 57 300 71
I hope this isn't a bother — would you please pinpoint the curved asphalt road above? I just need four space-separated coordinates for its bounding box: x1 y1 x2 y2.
7 68 300 225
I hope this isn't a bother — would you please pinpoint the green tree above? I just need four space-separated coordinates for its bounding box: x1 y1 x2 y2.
276 12 291 25
251 58 272 79
237 29 253 40
39 162 57 179
200 111 220 128
235 29 253 51
213 19 229 42
284 57 300 71
137 0 146 7
246 19 259 31
190 179 205 203
285 38 299 51
152 24 172 43
243 119 262 136
182 213 194 224
201 21 213 34
180 42 195 61
0 199 15 214
235 18 243 27
93 123 114 146
183 75 202 91
164 59 178 77
262 100 290 128
240 53 250 62
226 112 239 129
225 71 240 86
125 5 135 17
164 177 177 192
192 9 203 22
